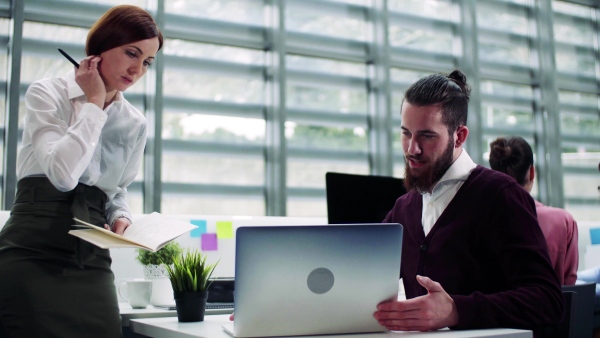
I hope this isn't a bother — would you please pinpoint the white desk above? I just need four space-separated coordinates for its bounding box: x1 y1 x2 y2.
119 303 232 327
129 315 533 338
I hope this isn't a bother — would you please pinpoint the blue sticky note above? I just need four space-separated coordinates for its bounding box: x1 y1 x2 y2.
590 228 600 245
190 219 207 238
202 233 218 251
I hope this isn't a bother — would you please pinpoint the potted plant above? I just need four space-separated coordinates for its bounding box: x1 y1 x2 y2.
164 249 218 322
135 241 183 278
135 241 183 306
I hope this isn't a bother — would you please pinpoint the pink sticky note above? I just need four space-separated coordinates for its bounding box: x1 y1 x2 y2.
201 233 218 251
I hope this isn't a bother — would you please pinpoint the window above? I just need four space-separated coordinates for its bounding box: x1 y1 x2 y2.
554 1 600 222
0 0 595 222
161 3 267 216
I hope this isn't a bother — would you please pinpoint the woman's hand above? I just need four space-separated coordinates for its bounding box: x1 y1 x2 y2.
106 217 131 236
75 56 106 109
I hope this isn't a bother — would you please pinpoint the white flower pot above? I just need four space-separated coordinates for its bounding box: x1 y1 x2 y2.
143 264 168 279
143 264 174 306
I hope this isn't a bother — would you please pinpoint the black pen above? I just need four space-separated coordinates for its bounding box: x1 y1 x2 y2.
57 48 79 69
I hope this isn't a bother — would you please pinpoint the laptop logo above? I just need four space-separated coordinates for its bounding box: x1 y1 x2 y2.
307 267 334 294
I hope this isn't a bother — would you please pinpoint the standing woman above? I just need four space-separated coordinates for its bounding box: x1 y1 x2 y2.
0 5 162 337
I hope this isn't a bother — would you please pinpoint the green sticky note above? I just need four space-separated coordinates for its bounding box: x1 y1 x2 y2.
216 221 233 239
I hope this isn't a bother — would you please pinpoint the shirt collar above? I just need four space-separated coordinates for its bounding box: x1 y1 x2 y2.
425 148 477 195
65 70 124 104
439 148 477 183
66 70 85 100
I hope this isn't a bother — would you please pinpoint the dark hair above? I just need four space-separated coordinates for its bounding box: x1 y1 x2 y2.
86 5 163 56
403 69 471 134
489 136 533 186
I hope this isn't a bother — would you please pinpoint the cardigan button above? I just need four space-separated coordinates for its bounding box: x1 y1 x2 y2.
420 244 427 251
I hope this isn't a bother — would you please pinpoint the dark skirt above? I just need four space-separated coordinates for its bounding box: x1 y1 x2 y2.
0 177 122 338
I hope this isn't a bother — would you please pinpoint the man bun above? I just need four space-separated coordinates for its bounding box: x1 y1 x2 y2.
488 136 533 186
489 137 512 169
448 69 471 98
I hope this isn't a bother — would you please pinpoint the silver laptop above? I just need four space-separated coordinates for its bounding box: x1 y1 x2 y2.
222 223 403 337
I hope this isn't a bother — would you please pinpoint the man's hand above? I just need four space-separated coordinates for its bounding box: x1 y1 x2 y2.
374 275 458 331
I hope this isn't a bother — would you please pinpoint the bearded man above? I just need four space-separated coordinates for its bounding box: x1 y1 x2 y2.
373 70 564 337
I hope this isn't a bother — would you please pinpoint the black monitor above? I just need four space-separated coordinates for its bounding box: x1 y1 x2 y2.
325 172 407 224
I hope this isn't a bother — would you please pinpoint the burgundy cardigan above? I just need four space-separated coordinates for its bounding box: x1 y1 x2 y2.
384 166 564 333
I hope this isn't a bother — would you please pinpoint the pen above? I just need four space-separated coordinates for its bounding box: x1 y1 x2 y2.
57 48 79 68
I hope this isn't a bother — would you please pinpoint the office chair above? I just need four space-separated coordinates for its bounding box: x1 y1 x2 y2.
540 290 575 338
562 283 596 338
540 283 596 338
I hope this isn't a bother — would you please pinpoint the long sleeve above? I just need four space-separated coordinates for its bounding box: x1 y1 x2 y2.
535 201 580 285
562 217 579 285
105 123 146 225
23 81 107 191
449 181 564 331
17 72 147 225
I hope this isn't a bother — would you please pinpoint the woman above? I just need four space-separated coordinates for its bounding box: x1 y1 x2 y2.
0 5 162 337
489 136 578 286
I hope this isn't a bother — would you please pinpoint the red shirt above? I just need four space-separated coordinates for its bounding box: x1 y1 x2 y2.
535 200 579 285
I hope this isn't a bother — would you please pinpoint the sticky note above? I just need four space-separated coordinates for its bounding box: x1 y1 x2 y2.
216 221 234 239
190 219 207 238
590 228 600 245
201 233 218 251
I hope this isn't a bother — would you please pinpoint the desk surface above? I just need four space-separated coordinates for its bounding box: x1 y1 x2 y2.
130 315 533 338
119 302 232 326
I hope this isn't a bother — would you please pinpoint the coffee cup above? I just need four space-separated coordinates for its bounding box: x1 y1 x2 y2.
119 280 152 309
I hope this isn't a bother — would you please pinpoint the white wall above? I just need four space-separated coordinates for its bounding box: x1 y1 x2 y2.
0 210 597 281
110 213 327 282
0 211 327 301
579 221 600 271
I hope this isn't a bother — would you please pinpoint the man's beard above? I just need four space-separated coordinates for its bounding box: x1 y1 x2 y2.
404 138 455 194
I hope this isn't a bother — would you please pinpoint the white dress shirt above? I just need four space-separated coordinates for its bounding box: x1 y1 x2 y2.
421 149 477 236
17 71 147 225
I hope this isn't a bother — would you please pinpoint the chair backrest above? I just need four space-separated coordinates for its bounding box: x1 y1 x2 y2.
561 283 596 338
539 291 576 338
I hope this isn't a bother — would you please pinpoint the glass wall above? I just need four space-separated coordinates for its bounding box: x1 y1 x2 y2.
553 1 600 221
1 0 598 221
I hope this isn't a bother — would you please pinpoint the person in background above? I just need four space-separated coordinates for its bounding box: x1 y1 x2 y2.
489 136 579 285
576 266 600 311
374 70 563 336
0 5 162 337
574 161 600 324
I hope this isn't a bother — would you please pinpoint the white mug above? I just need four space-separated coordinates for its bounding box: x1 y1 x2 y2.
150 278 175 306
119 280 152 309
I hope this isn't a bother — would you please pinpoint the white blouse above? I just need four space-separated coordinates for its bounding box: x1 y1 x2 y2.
17 71 147 225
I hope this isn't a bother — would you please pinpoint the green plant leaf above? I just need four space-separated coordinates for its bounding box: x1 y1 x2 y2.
162 248 219 293
135 241 183 266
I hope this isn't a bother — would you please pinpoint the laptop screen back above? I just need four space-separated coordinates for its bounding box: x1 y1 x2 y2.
325 172 407 224
230 223 403 338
